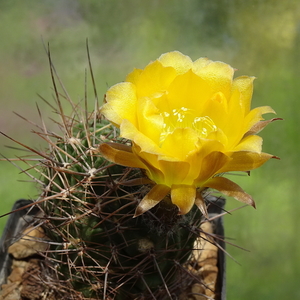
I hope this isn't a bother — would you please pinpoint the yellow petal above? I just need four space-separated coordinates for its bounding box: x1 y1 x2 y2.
99 143 148 169
102 82 138 126
231 76 255 115
192 57 211 72
171 184 196 214
186 139 225 182
125 67 143 84
223 86 245 147
194 61 234 100
157 159 190 186
132 143 165 181
232 135 263 153
130 60 177 98
201 92 228 130
244 106 276 132
134 184 171 217
119 177 153 186
206 128 228 147
166 70 212 112
120 119 165 155
195 151 231 184
161 127 199 160
219 151 276 173
158 51 193 74
136 96 164 143
204 177 255 207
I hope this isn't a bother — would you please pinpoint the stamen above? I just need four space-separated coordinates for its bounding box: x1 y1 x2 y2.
159 107 217 144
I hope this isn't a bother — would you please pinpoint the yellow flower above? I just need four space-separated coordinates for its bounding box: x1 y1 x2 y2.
99 51 279 216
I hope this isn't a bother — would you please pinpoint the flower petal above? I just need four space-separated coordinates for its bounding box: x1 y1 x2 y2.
232 135 263 153
161 127 199 160
157 159 190 186
195 151 231 184
222 86 245 147
121 119 165 155
244 118 283 137
219 151 276 173
192 57 210 72
136 96 164 143
202 92 228 129
171 184 196 214
125 67 143 84
244 106 276 132
102 82 137 126
205 177 255 207
127 60 177 98
158 51 193 74
194 61 234 100
134 184 171 217
165 70 212 112
231 76 255 115
186 139 225 181
99 143 148 169
132 143 165 182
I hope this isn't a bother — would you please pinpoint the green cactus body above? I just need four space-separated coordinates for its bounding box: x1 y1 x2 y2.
41 115 202 299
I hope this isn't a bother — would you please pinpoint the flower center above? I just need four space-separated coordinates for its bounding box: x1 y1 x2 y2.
160 107 217 144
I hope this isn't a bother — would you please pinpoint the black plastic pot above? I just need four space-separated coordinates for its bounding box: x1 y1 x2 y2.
207 195 226 300
0 199 40 287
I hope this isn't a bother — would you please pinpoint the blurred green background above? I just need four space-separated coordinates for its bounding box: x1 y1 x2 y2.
0 0 299 298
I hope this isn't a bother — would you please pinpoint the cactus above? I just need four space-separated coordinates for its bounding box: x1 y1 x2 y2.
1 49 226 300
40 108 204 299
